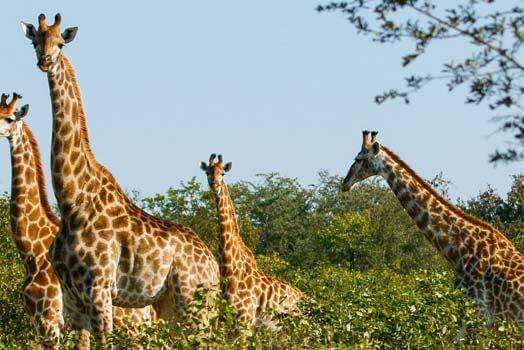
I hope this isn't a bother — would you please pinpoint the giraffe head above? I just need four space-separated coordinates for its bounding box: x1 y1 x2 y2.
21 13 78 72
341 130 384 192
200 154 232 195
0 93 29 138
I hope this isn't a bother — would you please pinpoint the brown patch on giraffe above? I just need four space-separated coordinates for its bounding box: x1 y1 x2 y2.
70 150 80 164
398 191 411 207
112 216 127 229
387 172 395 184
106 206 124 217
93 216 109 230
60 122 72 137
99 253 109 266
72 161 85 177
416 212 429 229
408 204 421 218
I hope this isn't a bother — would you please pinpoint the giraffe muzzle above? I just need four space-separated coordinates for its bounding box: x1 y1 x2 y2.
38 56 52 72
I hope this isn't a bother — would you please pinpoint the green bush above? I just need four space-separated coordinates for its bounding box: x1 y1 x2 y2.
0 173 523 348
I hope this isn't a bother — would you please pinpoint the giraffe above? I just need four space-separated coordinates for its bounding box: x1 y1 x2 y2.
201 154 303 326
21 13 220 346
0 93 157 348
341 130 524 325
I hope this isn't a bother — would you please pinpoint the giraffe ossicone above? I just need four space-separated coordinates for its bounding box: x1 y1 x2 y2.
342 130 524 324
202 153 303 327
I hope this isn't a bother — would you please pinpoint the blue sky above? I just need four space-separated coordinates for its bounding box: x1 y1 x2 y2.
0 1 520 201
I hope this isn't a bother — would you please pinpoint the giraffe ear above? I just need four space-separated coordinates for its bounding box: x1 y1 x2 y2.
223 162 232 172
200 162 208 171
62 27 78 44
14 104 29 120
371 142 380 155
21 22 36 41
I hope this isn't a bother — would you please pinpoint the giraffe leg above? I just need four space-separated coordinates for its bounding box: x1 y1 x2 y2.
90 311 112 346
28 314 61 350
236 310 253 326
171 273 193 323
69 310 92 350
234 295 257 328
61 292 91 350
484 304 495 328
170 270 216 329
88 288 114 347
74 329 91 350
21 282 63 349
38 318 61 350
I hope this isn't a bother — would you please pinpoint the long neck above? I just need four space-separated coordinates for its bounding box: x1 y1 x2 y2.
214 182 256 274
9 123 59 261
379 146 502 269
47 54 100 214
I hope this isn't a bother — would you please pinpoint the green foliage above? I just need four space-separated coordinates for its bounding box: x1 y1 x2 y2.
0 173 523 348
104 268 524 349
319 211 375 269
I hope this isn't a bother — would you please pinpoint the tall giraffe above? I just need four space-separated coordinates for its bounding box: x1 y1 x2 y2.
342 130 524 324
21 13 220 346
0 93 156 348
201 154 303 326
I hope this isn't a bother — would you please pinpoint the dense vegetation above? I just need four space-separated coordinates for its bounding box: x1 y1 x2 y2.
0 172 522 348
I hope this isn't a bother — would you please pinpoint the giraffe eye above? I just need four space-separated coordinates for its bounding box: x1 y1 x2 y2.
58 43 64 49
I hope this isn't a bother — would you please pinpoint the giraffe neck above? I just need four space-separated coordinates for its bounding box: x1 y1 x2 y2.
47 55 101 214
379 146 499 269
9 123 59 260
214 182 252 274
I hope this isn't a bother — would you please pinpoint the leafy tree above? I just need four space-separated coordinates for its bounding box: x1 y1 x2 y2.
317 0 524 162
460 174 524 248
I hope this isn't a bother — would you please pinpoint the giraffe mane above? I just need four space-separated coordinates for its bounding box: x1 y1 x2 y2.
381 145 498 232
22 123 60 226
62 56 99 169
